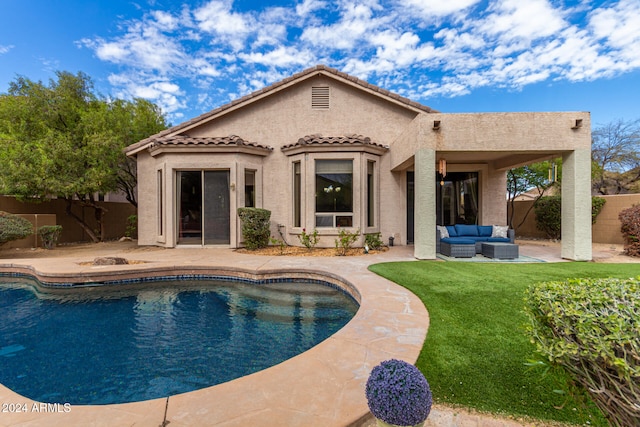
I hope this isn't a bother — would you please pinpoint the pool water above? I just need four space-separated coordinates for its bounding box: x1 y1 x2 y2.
0 278 358 405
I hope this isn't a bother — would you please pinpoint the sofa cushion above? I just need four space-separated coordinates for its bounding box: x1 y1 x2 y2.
486 237 510 243
445 225 457 237
442 237 476 245
478 225 493 237
454 224 479 236
437 225 449 238
491 225 509 238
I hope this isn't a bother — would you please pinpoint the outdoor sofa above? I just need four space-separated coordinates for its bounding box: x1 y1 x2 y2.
436 224 515 257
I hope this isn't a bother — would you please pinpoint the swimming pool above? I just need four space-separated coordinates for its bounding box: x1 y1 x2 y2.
0 276 358 405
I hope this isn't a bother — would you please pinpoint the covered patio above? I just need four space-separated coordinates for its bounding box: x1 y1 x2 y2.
388 112 593 261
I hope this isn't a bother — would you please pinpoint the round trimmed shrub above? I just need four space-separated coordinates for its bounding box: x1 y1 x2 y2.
38 225 62 249
365 359 432 426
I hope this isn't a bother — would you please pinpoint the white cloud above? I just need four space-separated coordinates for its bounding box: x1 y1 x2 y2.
296 0 328 17
238 46 314 67
480 0 567 44
398 0 480 18
0 44 14 54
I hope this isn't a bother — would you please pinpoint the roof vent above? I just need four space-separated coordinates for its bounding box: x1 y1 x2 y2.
312 86 330 109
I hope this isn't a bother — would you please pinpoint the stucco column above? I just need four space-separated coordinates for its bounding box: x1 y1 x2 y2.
414 148 436 259
561 149 592 261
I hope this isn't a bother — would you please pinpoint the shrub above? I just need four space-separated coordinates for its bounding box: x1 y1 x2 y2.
334 228 359 256
298 228 319 250
269 236 286 255
534 196 607 240
524 277 640 427
125 214 138 239
237 207 271 250
365 232 384 250
619 204 640 257
37 225 62 249
0 211 33 246
365 359 432 426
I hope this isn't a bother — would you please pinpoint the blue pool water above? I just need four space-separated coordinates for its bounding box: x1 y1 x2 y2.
0 277 358 405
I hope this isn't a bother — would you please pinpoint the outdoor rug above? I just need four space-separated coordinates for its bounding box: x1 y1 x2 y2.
436 254 546 263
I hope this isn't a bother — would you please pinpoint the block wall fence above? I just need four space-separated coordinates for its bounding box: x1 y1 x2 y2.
0 196 136 249
510 194 640 245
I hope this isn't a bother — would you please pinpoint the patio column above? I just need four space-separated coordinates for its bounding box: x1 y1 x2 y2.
561 149 592 261
414 148 436 259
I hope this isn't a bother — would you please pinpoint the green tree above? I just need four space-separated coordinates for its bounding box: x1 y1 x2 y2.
107 98 168 207
0 71 167 242
507 160 558 230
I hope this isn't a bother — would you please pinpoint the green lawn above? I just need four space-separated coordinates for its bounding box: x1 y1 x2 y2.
368 262 640 426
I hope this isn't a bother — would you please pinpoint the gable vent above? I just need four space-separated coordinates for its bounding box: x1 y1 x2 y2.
312 86 330 109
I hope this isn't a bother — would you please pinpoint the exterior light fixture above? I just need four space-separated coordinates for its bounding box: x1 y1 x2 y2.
438 158 447 177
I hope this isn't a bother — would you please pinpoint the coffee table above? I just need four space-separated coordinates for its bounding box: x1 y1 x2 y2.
481 242 519 259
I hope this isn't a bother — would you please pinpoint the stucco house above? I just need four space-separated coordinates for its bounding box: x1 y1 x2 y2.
125 65 592 260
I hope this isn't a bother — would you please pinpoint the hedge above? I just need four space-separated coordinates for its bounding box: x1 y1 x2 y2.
524 277 640 427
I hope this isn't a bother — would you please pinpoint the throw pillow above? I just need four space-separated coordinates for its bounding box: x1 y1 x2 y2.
437 225 449 238
491 225 509 238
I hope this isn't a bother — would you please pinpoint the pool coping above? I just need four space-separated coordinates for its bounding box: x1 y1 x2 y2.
0 248 429 426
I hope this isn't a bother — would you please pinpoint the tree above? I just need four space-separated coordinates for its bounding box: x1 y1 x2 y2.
592 119 640 194
107 98 168 207
507 161 558 230
0 71 167 242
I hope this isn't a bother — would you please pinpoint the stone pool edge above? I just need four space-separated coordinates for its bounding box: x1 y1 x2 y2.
0 256 429 427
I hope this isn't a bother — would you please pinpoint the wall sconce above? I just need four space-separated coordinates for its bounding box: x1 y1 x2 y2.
433 120 441 130
438 158 447 177
572 119 583 129
230 182 236 191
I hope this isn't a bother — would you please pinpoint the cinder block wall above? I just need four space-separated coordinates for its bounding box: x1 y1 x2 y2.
1 196 136 248
510 194 640 244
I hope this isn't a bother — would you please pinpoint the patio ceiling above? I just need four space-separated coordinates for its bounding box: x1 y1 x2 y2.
397 150 567 172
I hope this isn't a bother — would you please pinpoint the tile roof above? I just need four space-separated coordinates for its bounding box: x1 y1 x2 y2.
147 135 273 153
126 65 436 155
281 134 389 152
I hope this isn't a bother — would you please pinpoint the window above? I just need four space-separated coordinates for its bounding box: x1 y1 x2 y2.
157 169 163 236
293 162 301 227
244 169 255 207
437 172 479 226
315 159 352 227
366 160 375 227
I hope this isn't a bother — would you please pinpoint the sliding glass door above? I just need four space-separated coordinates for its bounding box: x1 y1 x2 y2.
177 170 230 245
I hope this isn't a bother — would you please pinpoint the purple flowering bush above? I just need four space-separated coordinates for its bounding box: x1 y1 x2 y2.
365 359 432 426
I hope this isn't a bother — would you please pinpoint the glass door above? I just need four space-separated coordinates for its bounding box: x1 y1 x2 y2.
203 170 230 245
177 170 230 245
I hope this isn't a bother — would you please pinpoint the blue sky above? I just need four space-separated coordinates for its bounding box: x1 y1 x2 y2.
1 0 639 127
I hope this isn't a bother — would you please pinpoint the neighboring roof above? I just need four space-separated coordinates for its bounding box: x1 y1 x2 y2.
146 135 273 156
281 134 389 154
126 64 437 156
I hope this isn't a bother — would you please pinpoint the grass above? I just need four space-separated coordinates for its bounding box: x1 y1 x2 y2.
368 261 640 426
